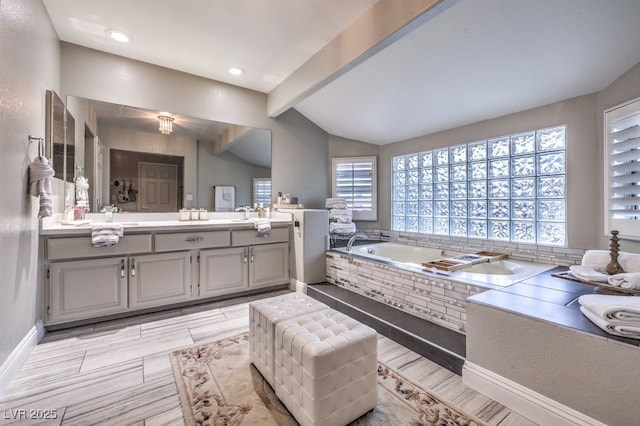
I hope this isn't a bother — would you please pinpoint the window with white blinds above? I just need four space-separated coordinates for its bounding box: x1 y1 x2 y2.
605 98 640 240
332 156 377 221
253 178 271 207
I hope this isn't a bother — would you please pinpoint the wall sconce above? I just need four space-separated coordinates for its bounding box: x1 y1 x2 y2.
158 114 174 135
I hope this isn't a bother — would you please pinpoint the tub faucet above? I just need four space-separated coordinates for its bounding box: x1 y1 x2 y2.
347 233 368 252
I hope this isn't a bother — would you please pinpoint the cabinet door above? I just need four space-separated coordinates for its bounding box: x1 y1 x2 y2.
249 242 290 289
129 252 191 309
49 257 127 325
199 247 248 297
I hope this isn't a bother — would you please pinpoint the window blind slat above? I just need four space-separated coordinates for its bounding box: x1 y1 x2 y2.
611 125 640 142
611 150 640 164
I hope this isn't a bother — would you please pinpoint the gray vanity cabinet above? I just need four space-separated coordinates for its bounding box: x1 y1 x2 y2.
49 257 128 324
248 242 290 289
128 252 192 309
199 247 249 297
43 224 291 327
198 241 290 297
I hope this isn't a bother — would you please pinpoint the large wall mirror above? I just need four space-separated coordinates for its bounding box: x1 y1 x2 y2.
67 96 271 213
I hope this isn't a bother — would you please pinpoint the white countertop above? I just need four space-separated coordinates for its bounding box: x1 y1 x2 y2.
41 212 293 236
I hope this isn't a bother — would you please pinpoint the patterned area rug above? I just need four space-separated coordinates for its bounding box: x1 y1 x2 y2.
170 332 485 426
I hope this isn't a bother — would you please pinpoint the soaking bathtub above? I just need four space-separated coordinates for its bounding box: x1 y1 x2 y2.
334 241 554 287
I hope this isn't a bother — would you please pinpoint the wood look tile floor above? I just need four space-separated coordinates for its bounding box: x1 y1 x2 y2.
0 290 537 425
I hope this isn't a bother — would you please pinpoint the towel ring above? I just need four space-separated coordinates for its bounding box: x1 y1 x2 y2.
28 135 45 157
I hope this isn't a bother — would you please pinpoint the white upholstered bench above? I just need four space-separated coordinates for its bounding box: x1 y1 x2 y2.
274 309 378 426
248 292 328 387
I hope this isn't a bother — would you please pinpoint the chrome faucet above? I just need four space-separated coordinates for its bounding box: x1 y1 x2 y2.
235 206 251 220
347 233 368 252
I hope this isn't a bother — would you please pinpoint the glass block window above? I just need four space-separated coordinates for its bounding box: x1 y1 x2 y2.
253 178 271 207
332 156 377 221
392 126 566 245
605 98 640 240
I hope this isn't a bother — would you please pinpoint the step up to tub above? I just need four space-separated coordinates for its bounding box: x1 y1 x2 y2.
422 251 508 272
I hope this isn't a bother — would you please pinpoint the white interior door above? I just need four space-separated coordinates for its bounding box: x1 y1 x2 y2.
138 162 178 212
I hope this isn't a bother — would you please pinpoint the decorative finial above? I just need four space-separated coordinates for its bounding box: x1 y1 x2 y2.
605 230 623 275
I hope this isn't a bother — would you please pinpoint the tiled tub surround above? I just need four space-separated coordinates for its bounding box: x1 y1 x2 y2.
327 236 567 334
326 251 485 333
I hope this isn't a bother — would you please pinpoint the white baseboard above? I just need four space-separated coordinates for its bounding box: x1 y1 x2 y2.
0 321 44 394
462 361 606 426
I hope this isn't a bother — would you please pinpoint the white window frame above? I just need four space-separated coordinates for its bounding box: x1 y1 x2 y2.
331 156 377 221
604 97 640 240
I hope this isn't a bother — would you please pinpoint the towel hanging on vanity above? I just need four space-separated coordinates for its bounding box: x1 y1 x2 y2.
251 218 271 235
91 223 124 247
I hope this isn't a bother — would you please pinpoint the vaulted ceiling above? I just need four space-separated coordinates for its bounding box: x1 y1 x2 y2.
44 0 640 145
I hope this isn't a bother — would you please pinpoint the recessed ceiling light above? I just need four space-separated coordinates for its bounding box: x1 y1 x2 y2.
105 28 131 43
228 67 245 76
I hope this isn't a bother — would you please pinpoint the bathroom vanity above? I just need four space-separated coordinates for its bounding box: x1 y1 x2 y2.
40 214 291 327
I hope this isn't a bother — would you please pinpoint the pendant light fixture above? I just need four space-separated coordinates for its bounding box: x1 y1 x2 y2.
158 114 174 135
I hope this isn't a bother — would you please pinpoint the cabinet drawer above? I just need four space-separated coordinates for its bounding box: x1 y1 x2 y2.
47 234 152 260
232 226 289 246
155 230 230 252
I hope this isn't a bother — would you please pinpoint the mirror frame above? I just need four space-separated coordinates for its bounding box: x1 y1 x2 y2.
45 90 64 172
45 89 76 184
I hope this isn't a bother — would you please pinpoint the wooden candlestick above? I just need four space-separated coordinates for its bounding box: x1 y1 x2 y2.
606 230 623 275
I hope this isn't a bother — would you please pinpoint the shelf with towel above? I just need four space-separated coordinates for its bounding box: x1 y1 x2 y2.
552 271 640 296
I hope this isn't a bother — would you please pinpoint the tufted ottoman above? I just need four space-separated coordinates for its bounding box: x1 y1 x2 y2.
249 292 328 387
274 309 377 426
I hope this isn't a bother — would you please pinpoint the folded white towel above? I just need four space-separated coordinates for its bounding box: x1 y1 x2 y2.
329 208 353 223
608 273 640 290
251 218 271 235
578 294 640 322
326 198 348 209
569 265 610 283
581 250 610 273
29 156 55 218
91 223 124 247
619 252 640 273
579 306 640 339
329 222 356 235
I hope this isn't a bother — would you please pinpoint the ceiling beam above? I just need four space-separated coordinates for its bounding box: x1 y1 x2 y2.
267 0 458 117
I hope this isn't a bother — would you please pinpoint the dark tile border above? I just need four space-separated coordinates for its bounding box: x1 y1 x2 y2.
308 283 466 375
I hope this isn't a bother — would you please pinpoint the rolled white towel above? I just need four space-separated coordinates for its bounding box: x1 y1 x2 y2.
578 294 640 322
581 250 610 273
608 273 640 290
619 252 640 273
329 222 356 235
569 265 609 283
326 198 348 209
579 306 640 339
329 208 353 223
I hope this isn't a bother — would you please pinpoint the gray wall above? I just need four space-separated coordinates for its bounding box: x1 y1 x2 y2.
0 0 60 368
59 43 329 210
